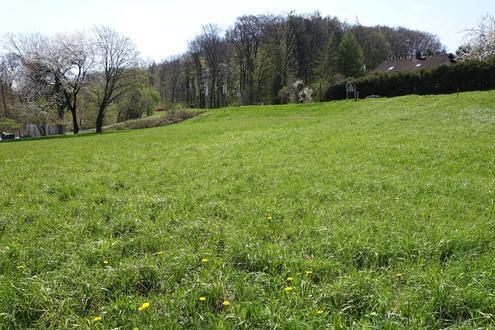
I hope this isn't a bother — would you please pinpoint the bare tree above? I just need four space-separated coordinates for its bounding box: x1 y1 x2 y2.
378 26 444 57
92 26 139 133
228 15 266 104
156 57 182 105
188 40 207 109
191 25 226 108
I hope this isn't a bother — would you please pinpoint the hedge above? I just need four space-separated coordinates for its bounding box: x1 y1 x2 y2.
324 58 495 100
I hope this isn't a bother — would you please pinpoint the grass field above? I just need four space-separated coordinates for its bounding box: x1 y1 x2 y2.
0 91 494 328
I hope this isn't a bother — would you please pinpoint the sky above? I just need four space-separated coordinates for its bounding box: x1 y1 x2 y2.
0 0 494 62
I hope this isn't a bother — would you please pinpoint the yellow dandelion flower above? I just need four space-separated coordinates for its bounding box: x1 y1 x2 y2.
138 302 150 311
305 270 313 275
396 273 404 277
201 258 209 263
267 215 272 220
222 300 231 306
103 260 109 265
93 316 102 322
287 276 293 282
284 287 293 293
132 328 139 330
16 265 24 270
316 309 324 315
199 296 207 301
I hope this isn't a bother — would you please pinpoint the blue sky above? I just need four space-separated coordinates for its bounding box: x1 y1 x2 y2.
1 0 493 61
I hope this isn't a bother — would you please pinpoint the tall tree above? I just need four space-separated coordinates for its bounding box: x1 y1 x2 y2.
228 15 265 104
188 42 207 109
0 53 19 119
191 25 226 108
352 26 391 69
6 34 69 133
52 33 94 134
379 26 444 57
92 26 139 133
337 32 365 77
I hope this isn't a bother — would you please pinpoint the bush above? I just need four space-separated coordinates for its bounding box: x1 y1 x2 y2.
277 80 314 104
324 58 495 100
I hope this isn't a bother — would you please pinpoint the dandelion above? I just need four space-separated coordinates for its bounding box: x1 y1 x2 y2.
103 260 109 265
305 270 313 276
199 296 207 301
396 273 404 278
284 287 293 293
16 265 24 270
287 276 293 282
266 215 273 221
201 258 209 263
138 302 150 311
222 300 231 306
132 328 139 330
93 316 103 322
316 309 324 315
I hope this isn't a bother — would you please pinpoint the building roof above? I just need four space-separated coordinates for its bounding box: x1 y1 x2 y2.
373 53 457 74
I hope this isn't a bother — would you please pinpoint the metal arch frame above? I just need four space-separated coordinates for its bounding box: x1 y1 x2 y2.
346 81 358 101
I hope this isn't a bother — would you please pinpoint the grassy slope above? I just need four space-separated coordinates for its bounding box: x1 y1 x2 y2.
0 91 494 328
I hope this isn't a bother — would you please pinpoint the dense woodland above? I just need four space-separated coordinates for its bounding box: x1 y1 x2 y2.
152 13 444 109
0 12 493 135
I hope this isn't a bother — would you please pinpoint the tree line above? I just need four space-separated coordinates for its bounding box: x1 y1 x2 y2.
151 13 444 109
0 12 448 135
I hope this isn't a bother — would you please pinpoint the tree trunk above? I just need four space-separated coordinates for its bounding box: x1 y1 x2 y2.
96 106 105 134
37 124 47 136
69 105 79 134
63 91 78 134
57 103 66 121
68 99 79 134
0 83 8 118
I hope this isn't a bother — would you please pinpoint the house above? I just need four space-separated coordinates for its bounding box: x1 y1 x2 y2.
373 53 457 74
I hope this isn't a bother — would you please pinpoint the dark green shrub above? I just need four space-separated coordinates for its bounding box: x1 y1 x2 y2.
324 58 495 100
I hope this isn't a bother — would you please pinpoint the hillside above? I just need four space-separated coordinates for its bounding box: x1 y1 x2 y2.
0 91 494 328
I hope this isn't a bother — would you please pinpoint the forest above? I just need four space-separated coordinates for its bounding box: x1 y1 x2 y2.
151 13 444 108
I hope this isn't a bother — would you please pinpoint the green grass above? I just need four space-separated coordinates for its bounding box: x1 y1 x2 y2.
0 91 494 328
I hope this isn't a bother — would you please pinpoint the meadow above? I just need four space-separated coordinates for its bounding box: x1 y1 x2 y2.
0 91 494 328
